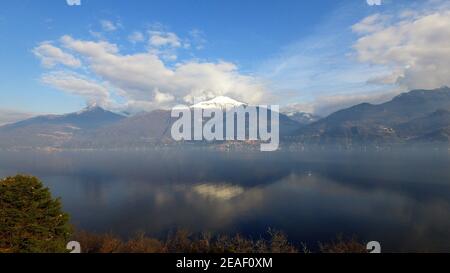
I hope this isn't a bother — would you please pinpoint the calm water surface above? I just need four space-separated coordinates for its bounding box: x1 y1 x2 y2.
1 149 450 252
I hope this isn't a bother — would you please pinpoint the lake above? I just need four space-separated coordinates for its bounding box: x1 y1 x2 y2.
1 149 450 252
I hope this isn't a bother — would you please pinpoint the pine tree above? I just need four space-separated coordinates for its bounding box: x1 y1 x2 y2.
0 175 72 253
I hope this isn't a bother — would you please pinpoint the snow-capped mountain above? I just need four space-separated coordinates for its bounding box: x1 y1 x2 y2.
191 96 247 111
2 88 450 149
282 111 321 125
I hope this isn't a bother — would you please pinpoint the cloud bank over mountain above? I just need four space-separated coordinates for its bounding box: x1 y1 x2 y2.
34 29 267 113
31 0 450 117
259 0 450 116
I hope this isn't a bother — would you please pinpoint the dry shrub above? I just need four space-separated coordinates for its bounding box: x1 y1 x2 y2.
268 229 298 253
121 232 164 253
211 234 255 253
98 234 123 253
164 229 193 253
319 235 368 253
73 230 110 253
73 229 367 254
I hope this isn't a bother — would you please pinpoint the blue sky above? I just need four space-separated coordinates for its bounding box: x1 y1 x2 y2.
0 0 449 122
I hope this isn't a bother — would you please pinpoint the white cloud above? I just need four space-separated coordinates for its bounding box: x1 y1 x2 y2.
33 42 81 68
366 0 382 6
66 0 81 6
61 35 119 55
41 71 110 106
258 20 390 113
188 29 207 50
351 14 387 34
128 31 144 44
257 1 450 115
149 31 181 48
146 29 184 61
353 9 450 90
100 20 119 32
35 35 266 112
154 90 175 104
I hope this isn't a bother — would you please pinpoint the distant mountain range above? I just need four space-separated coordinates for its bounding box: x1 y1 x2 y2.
1 88 450 150
67 99 303 149
293 87 450 145
0 106 124 149
2 105 124 130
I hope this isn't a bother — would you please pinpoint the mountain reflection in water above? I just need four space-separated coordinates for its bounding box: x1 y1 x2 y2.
1 149 450 252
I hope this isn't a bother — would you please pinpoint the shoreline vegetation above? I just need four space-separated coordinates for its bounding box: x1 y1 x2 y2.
74 229 368 254
73 229 368 254
1 174 368 253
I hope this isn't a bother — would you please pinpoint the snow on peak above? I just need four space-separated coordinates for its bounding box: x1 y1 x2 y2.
285 111 313 118
191 96 247 110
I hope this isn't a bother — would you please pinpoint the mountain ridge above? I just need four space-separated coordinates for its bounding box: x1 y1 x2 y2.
2 88 450 149
293 87 450 144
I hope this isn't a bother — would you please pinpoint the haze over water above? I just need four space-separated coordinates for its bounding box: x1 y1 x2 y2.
1 149 450 252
